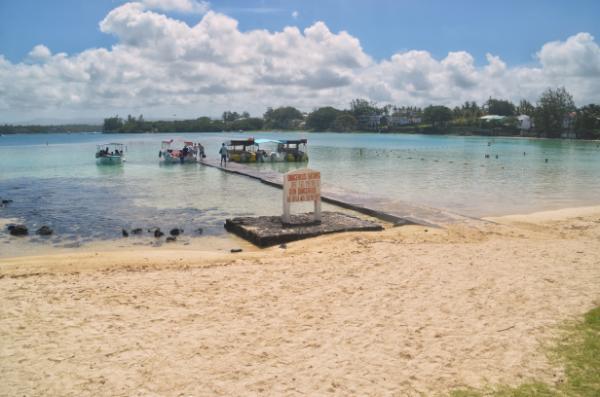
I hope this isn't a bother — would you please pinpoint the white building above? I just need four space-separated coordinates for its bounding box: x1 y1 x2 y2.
517 115 532 130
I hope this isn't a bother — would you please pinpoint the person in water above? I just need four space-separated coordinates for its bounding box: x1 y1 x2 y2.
219 143 229 166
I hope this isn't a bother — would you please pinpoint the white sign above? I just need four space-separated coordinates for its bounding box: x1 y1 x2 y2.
282 168 321 223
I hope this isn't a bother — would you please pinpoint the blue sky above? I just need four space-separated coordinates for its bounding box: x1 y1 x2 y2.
2 0 599 66
0 0 599 123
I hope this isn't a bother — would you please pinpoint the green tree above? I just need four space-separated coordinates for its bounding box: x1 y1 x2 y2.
486 98 515 116
332 113 358 131
575 104 600 139
222 111 240 123
423 105 452 128
306 106 341 131
231 117 263 131
516 99 535 116
349 98 379 118
103 116 123 132
535 87 576 138
263 106 304 130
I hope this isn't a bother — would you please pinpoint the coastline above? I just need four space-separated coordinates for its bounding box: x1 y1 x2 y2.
2 203 599 267
2 129 600 142
1 205 599 395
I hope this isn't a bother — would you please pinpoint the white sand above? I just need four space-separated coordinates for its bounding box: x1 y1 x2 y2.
1 207 599 396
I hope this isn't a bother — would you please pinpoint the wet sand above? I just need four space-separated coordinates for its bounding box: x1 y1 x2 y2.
1 206 599 396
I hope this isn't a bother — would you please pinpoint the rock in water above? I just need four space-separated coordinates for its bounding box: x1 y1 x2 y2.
166 236 176 243
131 228 143 235
196 228 204 235
170 228 182 236
154 229 164 238
8 224 28 236
2 199 13 204
122 229 129 237
36 226 53 236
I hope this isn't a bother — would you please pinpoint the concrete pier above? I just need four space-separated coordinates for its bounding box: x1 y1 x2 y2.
201 158 489 228
225 212 383 247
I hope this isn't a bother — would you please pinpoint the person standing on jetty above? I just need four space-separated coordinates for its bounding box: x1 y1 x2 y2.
219 143 229 167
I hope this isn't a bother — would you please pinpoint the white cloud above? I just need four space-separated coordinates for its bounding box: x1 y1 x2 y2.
292 10 299 19
538 32 600 77
27 45 52 62
141 0 210 14
0 3 599 122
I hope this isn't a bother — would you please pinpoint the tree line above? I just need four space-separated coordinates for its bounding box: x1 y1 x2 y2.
101 87 599 139
0 124 100 134
1 87 598 139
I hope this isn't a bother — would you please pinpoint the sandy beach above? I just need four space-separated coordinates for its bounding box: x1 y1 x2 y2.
1 206 599 396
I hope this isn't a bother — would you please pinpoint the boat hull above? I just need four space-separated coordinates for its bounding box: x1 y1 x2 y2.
96 156 123 165
229 152 257 163
159 152 198 164
254 152 309 163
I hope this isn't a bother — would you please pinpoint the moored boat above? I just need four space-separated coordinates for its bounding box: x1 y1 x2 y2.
225 138 259 163
95 143 125 165
254 138 309 162
159 139 205 164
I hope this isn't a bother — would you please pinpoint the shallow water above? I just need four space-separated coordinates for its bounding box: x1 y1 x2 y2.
1 131 600 253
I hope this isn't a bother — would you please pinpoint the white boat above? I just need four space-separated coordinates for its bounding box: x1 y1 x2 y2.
96 143 125 165
254 138 309 162
159 139 205 164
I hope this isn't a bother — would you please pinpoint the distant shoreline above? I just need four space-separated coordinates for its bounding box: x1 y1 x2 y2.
2 128 600 142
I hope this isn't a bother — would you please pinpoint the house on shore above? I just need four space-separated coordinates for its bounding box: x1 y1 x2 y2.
517 115 536 137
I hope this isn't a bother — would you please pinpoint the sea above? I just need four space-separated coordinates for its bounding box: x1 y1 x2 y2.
1 131 600 255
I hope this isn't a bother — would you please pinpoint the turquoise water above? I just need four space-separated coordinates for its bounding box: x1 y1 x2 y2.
1 132 600 247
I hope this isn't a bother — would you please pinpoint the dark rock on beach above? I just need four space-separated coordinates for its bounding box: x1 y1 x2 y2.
166 236 176 243
230 248 243 253
131 228 143 235
154 229 164 238
8 224 28 236
36 226 53 236
170 228 183 236
122 228 129 237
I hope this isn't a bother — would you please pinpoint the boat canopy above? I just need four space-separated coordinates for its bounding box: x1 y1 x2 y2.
96 143 124 149
253 138 307 145
226 139 258 147
280 139 307 145
254 138 283 145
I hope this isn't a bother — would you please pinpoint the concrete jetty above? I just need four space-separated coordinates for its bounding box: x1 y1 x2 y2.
225 212 384 247
200 158 489 228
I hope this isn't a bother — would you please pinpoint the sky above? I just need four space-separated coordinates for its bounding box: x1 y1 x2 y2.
0 0 599 123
